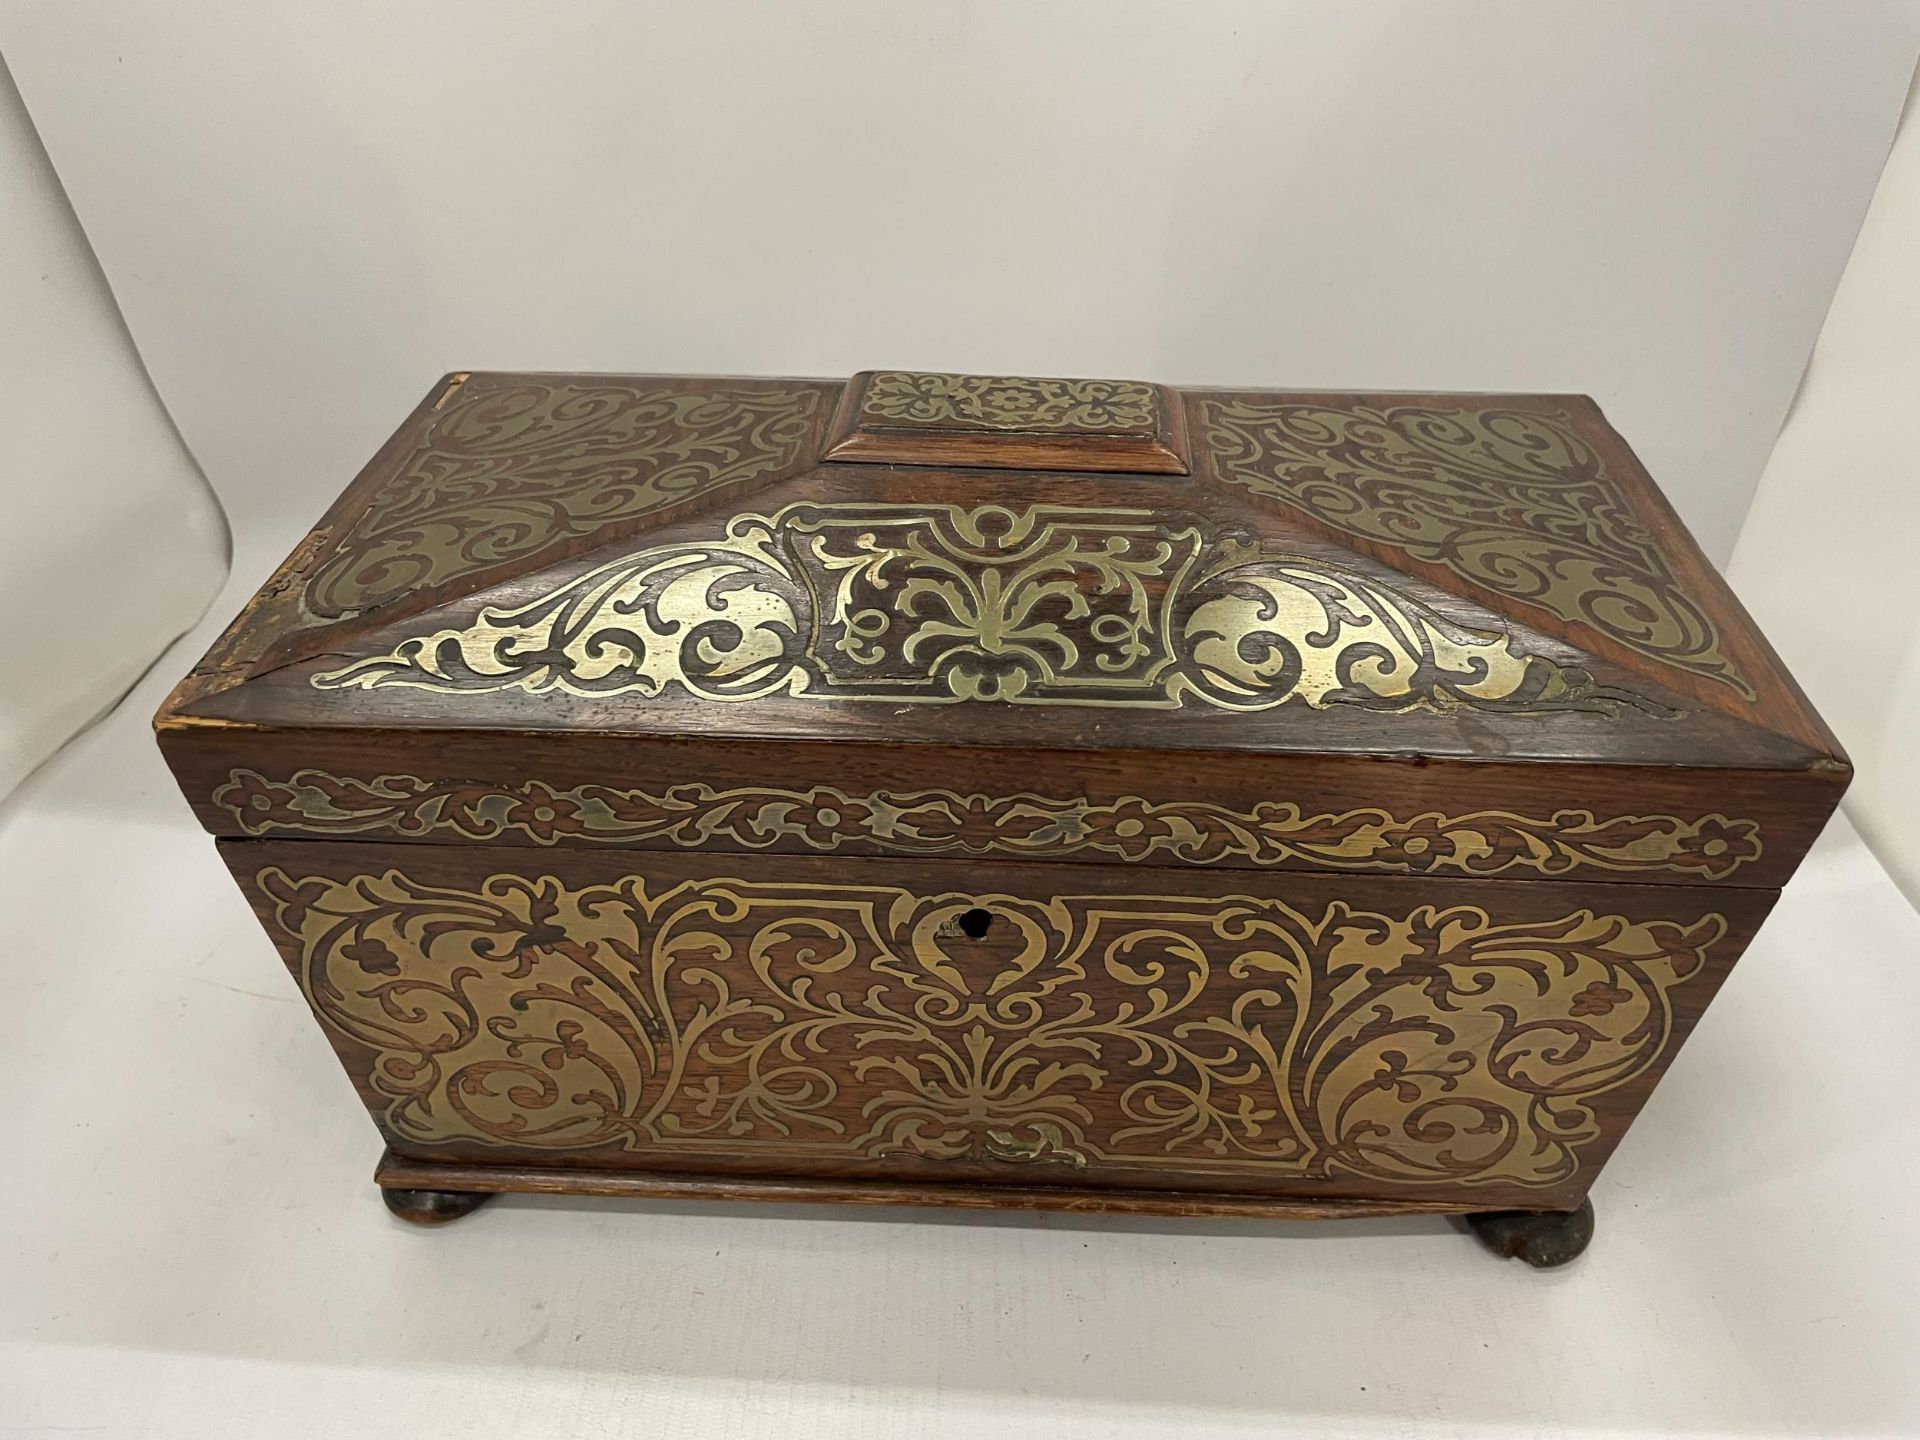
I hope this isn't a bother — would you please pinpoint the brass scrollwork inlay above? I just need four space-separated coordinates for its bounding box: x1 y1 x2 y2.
306 380 822 616
259 865 1724 1189
311 502 1658 716
1198 400 1752 697
861 371 1158 433
216 768 1763 880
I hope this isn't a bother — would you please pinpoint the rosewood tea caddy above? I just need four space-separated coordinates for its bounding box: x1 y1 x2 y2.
156 369 1847 1266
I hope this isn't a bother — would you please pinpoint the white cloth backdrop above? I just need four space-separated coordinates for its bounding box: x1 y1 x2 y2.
1729 69 1920 909
0 58 224 803
5 0 1918 569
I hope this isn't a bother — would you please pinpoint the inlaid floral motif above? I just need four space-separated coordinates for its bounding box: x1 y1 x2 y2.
311 502 1658 716
214 768 1764 880
860 371 1159 433
256 865 1726 1190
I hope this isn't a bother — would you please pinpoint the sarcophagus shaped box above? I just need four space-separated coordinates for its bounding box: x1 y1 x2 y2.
156 369 1847 1263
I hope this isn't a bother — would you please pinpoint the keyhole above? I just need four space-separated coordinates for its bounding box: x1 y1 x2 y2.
956 907 994 940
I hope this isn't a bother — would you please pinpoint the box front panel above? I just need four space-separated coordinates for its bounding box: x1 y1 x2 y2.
226 840 1771 1211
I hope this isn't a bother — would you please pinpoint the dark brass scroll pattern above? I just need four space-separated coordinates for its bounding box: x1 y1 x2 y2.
1198 401 1752 697
861 371 1158 433
306 380 821 616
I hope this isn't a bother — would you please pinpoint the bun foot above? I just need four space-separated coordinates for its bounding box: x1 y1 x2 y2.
1466 1197 1594 1268
382 1186 492 1226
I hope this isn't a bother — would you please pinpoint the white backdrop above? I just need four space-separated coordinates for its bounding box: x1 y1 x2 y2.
6 0 1919 564
1731 71 1920 908
0 59 223 802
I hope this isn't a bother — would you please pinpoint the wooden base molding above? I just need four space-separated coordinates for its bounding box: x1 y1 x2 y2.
373 1150 1518 1224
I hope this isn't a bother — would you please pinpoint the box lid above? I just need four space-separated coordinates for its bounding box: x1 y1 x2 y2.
157 369 1848 887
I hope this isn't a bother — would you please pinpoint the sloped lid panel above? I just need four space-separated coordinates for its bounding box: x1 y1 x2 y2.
1188 392 1797 727
295 372 835 629
183 465 1807 772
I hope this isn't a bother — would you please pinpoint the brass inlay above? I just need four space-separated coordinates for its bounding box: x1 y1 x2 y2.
431 373 470 410
1198 401 1752 697
312 502 1657 716
307 381 822 616
861 372 1158 434
218 768 1763 880
260 865 1723 1188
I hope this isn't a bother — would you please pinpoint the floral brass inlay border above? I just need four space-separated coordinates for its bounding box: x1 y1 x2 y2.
1198 401 1752 697
306 380 823 617
258 865 1724 1189
311 502 1657 716
861 372 1159 434
216 768 1763 880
